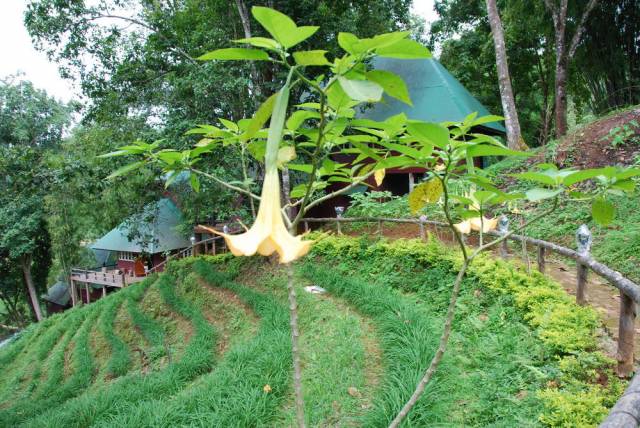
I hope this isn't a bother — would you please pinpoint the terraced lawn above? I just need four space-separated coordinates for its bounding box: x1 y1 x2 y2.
0 236 621 426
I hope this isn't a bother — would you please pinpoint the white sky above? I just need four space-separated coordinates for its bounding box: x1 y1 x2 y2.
0 0 437 103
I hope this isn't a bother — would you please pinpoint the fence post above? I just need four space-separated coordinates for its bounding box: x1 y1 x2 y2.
497 215 509 258
335 206 344 235
576 224 592 306
537 246 546 274
617 290 636 377
304 221 309 233
419 215 426 240
70 278 77 307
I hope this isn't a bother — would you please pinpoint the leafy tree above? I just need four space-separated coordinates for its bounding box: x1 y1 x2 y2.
0 80 72 322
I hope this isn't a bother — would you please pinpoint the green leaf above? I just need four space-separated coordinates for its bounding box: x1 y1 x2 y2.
407 122 449 148
287 163 313 174
190 173 200 193
366 70 412 106
106 161 145 180
286 110 320 131
241 93 277 141
375 39 431 59
337 77 383 103
337 32 360 54
525 188 562 201
563 168 607 186
198 48 270 61
326 81 353 111
98 150 132 158
466 144 530 158
513 172 557 186
592 197 615 225
219 118 239 132
251 6 318 49
293 50 331 66
611 180 635 192
233 37 280 50
157 151 183 165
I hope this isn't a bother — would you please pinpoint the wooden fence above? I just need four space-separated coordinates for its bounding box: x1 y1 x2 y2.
302 216 640 428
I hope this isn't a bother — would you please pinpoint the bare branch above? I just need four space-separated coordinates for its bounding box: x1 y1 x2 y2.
568 0 599 59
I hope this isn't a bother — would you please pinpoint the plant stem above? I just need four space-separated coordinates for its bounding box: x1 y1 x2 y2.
388 258 470 428
286 263 306 428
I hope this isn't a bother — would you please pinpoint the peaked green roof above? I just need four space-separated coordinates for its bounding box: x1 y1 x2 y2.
91 198 190 254
42 282 70 306
361 58 506 134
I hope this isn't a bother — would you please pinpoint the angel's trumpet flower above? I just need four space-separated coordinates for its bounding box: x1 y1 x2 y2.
202 76 312 264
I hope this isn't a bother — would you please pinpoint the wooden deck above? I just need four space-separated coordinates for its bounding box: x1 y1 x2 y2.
70 268 146 288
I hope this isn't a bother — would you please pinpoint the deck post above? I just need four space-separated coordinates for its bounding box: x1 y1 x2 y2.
70 278 76 307
408 173 415 192
85 284 91 304
617 290 636 377
576 225 592 306
102 286 106 298
304 221 309 233
537 246 546 274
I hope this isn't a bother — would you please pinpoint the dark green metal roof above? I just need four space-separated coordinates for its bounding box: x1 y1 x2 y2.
361 58 506 134
42 282 70 306
91 198 190 254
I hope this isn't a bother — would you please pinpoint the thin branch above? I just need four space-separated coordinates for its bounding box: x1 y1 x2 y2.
192 169 261 201
567 0 599 59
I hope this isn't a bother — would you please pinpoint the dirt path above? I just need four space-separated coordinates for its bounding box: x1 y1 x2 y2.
340 221 638 363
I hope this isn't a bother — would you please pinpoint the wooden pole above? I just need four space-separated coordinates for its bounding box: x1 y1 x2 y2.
537 246 546 274
85 284 90 304
336 219 341 235
617 290 636 377
419 221 426 240
499 239 508 258
577 263 588 305
70 278 76 307
102 286 106 298
304 221 309 233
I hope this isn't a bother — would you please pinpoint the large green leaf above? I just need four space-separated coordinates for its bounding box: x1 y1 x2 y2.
337 32 361 54
241 93 277 141
513 172 557 186
198 48 270 61
337 77 383 102
366 70 412 106
251 7 318 49
293 50 331 66
376 39 431 59
406 122 449 148
592 197 615 225
286 110 320 131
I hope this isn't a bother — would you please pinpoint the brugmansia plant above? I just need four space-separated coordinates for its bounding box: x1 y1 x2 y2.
103 6 639 427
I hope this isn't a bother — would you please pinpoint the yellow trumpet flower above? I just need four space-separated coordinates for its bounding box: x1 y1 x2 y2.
201 78 312 264
454 216 498 235
203 168 312 264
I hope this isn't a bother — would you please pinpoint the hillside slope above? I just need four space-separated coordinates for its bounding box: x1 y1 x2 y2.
0 237 626 427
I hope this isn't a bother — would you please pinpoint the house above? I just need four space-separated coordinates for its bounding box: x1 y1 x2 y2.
307 58 507 218
68 198 193 306
41 280 71 314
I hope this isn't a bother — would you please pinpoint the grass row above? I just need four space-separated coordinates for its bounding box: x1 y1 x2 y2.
125 277 166 361
91 260 291 427
0 301 104 425
20 268 218 427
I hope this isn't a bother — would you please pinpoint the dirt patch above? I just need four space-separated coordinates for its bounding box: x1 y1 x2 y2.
63 342 75 379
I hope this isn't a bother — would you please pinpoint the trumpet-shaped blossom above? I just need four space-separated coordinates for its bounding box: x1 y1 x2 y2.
454 216 498 234
203 168 311 264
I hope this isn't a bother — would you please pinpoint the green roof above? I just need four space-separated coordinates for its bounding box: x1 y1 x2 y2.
42 282 70 306
361 58 506 134
91 198 190 254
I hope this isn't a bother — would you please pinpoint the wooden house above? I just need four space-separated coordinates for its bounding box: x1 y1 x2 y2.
68 198 192 305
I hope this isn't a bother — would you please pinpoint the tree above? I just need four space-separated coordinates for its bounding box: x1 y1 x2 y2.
0 80 71 322
486 0 523 148
543 0 599 136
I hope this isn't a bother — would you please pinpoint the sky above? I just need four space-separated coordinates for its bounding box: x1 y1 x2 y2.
0 1 438 103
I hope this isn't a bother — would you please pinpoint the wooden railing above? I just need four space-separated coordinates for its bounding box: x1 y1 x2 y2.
70 268 146 288
302 216 640 428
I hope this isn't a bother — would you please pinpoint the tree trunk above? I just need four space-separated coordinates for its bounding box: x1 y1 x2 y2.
486 0 522 149
286 264 306 427
553 50 569 136
21 254 43 322
235 0 261 98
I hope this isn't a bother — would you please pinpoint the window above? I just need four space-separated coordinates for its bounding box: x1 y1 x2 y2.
119 251 136 261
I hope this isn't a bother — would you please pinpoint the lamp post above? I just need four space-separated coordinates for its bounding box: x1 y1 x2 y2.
497 215 509 258
190 235 197 256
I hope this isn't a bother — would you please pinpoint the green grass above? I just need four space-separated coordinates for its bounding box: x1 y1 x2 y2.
0 239 621 427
